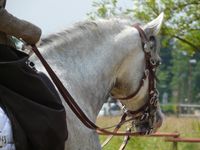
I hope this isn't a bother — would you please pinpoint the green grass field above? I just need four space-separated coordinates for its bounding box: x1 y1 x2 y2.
96 116 200 150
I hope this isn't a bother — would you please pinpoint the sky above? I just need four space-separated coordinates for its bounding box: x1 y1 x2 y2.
7 0 133 36
7 0 94 35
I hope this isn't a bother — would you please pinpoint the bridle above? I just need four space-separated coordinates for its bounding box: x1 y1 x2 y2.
31 24 160 149
112 24 160 132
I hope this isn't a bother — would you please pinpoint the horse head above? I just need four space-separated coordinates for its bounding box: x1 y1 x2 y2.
111 13 164 134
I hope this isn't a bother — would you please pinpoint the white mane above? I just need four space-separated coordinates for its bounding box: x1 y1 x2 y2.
40 18 132 49
40 18 160 62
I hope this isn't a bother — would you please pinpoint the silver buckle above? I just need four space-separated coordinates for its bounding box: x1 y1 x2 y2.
140 113 149 121
145 128 153 135
150 96 156 105
122 106 128 114
150 58 156 66
145 69 149 77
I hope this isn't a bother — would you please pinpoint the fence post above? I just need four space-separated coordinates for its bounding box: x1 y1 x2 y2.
176 103 180 118
171 131 180 150
172 141 178 150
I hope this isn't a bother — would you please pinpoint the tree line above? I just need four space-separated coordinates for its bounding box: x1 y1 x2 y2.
88 0 200 104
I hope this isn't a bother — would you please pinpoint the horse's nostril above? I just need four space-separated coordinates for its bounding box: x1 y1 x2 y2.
135 121 152 134
156 118 163 128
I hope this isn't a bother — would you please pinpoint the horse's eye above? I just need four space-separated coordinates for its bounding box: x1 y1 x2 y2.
156 60 161 66
149 36 156 50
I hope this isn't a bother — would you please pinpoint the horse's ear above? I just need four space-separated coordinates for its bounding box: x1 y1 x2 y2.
143 12 164 37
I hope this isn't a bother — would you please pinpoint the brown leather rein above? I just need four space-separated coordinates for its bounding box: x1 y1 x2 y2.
31 24 159 137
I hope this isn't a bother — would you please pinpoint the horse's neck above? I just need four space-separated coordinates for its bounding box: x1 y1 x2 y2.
34 19 139 122
35 20 135 121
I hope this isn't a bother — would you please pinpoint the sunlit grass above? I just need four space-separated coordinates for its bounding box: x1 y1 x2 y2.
96 116 200 150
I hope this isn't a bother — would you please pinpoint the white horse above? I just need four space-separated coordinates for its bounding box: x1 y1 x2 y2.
31 13 164 150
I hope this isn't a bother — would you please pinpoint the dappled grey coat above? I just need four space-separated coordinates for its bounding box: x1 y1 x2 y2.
0 0 41 45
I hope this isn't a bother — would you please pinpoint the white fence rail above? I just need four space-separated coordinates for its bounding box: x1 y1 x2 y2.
161 103 200 117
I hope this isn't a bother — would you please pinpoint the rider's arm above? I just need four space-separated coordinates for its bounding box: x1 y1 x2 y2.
0 7 42 44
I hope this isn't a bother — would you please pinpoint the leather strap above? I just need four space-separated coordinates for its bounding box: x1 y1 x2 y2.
30 24 157 137
31 45 144 136
101 113 127 148
115 72 146 100
119 128 131 150
113 24 149 101
132 24 148 43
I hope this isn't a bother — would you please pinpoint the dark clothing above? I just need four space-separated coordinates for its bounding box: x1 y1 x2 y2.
2 0 6 8
0 0 6 8
0 45 68 150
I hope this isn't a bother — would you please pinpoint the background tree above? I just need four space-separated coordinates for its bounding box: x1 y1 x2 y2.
88 0 200 104
89 0 200 53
